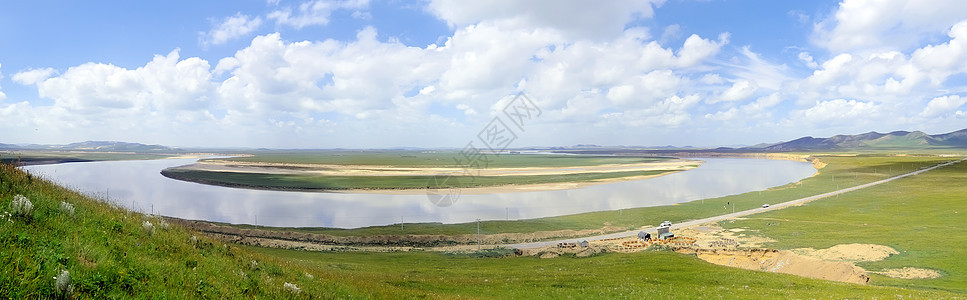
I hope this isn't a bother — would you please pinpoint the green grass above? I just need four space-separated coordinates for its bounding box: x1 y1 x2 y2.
162 168 672 191
723 157 967 293
3 157 967 298
218 150 669 168
240 246 964 299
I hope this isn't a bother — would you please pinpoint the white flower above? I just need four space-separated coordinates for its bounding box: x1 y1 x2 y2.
54 270 73 295
283 282 301 294
142 221 155 235
60 201 75 215
11 194 32 217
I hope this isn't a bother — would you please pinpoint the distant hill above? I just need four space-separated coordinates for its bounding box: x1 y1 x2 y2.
60 141 173 152
752 128 967 151
0 141 175 152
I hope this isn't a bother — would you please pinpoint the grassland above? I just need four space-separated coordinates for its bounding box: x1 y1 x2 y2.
161 168 673 191
2 160 963 298
723 156 967 293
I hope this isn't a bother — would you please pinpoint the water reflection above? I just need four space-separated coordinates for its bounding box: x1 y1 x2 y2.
23 158 816 228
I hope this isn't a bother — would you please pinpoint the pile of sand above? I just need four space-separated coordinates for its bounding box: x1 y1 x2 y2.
792 244 899 262
683 248 871 284
875 267 942 279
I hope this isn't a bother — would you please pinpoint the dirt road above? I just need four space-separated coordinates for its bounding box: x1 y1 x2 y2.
505 158 966 249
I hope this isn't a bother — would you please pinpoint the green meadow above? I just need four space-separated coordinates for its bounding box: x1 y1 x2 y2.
161 168 673 191
724 156 967 293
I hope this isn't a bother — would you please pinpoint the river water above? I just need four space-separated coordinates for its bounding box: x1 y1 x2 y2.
23 158 816 228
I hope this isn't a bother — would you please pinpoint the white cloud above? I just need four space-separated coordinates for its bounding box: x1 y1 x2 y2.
716 79 757 103
37 49 213 113
920 95 967 117
797 99 879 125
426 0 664 40
812 0 967 52
797 52 818 69
200 13 263 47
268 0 369 29
12 67 58 85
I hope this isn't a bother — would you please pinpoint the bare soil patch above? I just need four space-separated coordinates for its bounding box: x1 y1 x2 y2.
790 244 898 262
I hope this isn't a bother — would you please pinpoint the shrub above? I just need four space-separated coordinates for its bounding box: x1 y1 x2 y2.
11 194 32 218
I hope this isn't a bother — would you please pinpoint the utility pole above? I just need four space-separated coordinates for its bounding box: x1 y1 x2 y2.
476 219 481 251
401 216 404 232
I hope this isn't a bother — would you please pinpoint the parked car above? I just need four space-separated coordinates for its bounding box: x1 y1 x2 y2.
762 204 770 208
659 220 672 227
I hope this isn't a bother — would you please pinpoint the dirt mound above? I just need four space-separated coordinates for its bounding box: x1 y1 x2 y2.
792 244 898 262
876 267 942 279
682 248 871 284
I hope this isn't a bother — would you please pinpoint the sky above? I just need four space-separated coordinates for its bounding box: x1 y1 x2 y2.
1 0 967 148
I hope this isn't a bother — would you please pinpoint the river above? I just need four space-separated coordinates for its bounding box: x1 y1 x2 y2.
23 157 817 228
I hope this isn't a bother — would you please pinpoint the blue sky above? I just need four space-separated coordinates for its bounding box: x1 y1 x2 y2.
1 0 966 148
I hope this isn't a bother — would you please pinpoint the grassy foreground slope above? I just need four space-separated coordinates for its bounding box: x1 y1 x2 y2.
2 162 962 298
726 157 967 293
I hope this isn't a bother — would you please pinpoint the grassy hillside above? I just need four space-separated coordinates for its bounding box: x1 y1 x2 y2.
725 157 967 293
3 160 964 298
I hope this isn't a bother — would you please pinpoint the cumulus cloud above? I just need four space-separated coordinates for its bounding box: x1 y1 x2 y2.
797 99 879 125
37 49 213 113
812 0 967 52
426 0 664 40
716 79 757 103
200 13 263 47
920 95 967 117
268 0 369 29
12 67 58 85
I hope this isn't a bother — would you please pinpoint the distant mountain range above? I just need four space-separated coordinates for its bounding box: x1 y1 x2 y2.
0 141 175 152
750 128 967 151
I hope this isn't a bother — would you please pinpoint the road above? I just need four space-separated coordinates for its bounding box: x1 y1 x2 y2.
504 157 966 249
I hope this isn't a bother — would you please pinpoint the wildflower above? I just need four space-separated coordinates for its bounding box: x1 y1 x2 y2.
159 219 170 230
54 270 73 295
60 201 75 215
249 260 259 271
305 272 314 279
11 194 32 217
283 282 301 294
142 220 154 235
